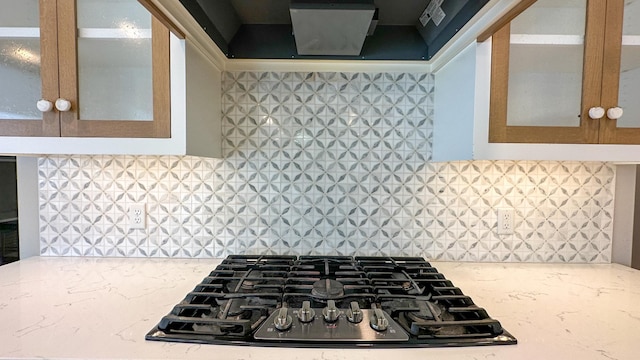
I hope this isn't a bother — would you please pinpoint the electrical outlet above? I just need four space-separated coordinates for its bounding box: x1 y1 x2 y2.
497 208 514 235
129 204 146 230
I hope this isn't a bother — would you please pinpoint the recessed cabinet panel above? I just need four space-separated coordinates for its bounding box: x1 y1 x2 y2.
76 0 154 121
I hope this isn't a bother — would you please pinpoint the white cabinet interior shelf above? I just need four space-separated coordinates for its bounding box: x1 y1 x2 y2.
0 28 151 39
511 34 640 46
622 36 640 46
511 34 584 45
0 27 39 38
78 28 152 39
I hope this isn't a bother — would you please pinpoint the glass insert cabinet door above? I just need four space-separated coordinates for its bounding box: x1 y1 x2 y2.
506 0 586 129
76 0 153 122
615 0 640 129
599 0 640 143
489 0 640 145
489 0 603 144
0 0 60 136
57 0 170 138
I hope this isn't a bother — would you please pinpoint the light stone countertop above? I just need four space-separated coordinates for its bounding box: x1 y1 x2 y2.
1 257 639 360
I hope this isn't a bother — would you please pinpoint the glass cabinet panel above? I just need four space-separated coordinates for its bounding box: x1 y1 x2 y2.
0 0 42 120
616 0 640 128
506 0 587 127
76 0 153 121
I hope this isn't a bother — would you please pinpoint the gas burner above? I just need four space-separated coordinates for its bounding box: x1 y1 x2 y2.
311 279 345 299
217 299 250 318
404 301 438 321
240 278 263 291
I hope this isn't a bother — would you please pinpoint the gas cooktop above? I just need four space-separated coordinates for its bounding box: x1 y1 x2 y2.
146 255 517 348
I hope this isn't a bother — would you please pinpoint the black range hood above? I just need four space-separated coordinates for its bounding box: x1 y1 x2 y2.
178 0 489 61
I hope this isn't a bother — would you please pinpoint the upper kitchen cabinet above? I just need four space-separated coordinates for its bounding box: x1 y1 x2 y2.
0 0 169 138
433 0 640 161
490 0 640 144
0 0 222 157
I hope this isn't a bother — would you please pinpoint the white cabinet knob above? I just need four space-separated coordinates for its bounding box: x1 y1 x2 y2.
55 98 72 112
588 107 605 119
607 107 624 120
36 99 54 112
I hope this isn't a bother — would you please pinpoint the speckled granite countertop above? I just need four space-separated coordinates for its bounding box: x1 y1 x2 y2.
1 257 638 360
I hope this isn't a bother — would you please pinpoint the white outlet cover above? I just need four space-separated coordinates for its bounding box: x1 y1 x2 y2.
129 204 146 230
497 208 514 235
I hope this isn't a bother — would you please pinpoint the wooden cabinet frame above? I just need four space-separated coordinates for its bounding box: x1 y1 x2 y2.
487 0 640 145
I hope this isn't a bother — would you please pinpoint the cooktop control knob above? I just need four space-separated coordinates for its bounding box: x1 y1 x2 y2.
322 300 339 322
346 301 363 323
274 307 293 331
297 301 316 323
370 305 389 332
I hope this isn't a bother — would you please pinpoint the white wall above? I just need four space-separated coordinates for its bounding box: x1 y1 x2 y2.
16 156 39 259
185 41 222 158
612 165 636 267
432 42 476 162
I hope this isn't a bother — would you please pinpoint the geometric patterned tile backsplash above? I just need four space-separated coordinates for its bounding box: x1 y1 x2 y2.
38 71 616 263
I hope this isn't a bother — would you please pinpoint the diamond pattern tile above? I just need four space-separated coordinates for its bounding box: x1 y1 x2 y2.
38 71 614 262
